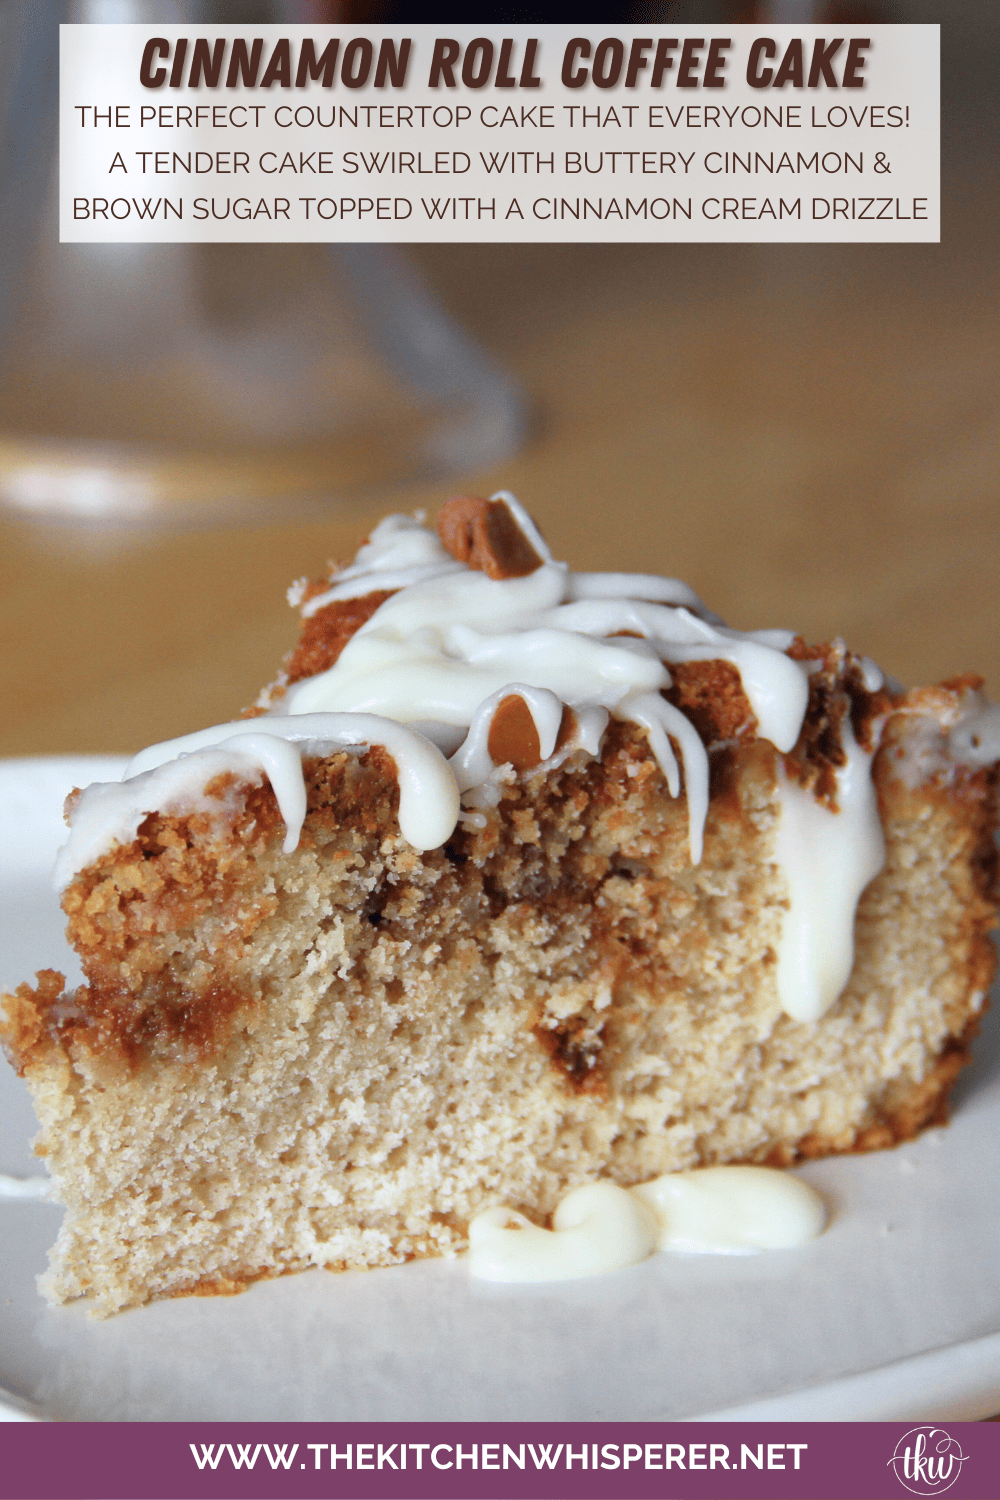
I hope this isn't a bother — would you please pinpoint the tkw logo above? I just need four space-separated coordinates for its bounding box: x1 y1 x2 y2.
887 1427 969 1496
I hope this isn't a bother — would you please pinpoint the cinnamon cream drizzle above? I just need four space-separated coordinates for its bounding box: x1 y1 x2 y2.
281 494 812 866
468 1167 827 1283
53 492 1000 1023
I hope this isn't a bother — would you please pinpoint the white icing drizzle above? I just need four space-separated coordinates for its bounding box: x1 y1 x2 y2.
450 685 565 795
947 695 1000 767
884 683 1000 791
619 690 710 863
299 512 464 613
56 714 461 889
567 570 720 618
773 718 886 1023
468 1182 659 1283
858 655 885 693
281 501 814 867
123 714 461 853
632 1165 826 1254
468 1167 826 1282
55 746 271 892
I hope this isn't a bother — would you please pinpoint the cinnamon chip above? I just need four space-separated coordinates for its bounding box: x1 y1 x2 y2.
437 496 544 580
488 696 576 772
555 706 577 753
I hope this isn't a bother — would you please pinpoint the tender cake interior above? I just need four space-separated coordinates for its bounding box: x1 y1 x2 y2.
6 712 994 1316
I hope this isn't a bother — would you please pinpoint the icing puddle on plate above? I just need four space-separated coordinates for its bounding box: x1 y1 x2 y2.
468 1166 826 1282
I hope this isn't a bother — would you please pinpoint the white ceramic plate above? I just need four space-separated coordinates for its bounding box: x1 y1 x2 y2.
2 757 999 1424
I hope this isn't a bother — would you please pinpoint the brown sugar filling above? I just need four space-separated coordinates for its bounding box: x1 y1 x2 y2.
782 639 896 806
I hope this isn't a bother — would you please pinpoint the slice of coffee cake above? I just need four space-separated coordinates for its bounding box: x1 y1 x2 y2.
3 494 997 1314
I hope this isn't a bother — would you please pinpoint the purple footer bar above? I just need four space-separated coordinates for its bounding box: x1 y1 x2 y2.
2 1421 999 1500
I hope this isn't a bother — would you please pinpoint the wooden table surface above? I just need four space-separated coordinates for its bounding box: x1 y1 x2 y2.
2 204 998 763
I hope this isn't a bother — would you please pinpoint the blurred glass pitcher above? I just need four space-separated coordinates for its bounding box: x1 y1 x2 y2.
0 1 525 526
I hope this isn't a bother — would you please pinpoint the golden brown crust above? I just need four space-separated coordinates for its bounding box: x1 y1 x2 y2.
167 1265 279 1301
875 703 1000 1056
284 588 396 685
949 762 1000 1016
1 970 65 1076
437 495 545 579
267 524 887 840
784 1011 984 1161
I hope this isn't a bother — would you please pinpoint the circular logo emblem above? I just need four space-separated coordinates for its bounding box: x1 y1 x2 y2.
887 1427 968 1496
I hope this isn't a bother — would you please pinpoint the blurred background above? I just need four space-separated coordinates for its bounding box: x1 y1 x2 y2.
1 1 997 757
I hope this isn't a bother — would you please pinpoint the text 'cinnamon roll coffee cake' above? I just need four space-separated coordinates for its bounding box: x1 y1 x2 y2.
3 493 998 1314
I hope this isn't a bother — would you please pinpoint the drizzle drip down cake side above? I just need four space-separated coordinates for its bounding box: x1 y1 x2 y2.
3 493 998 1315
